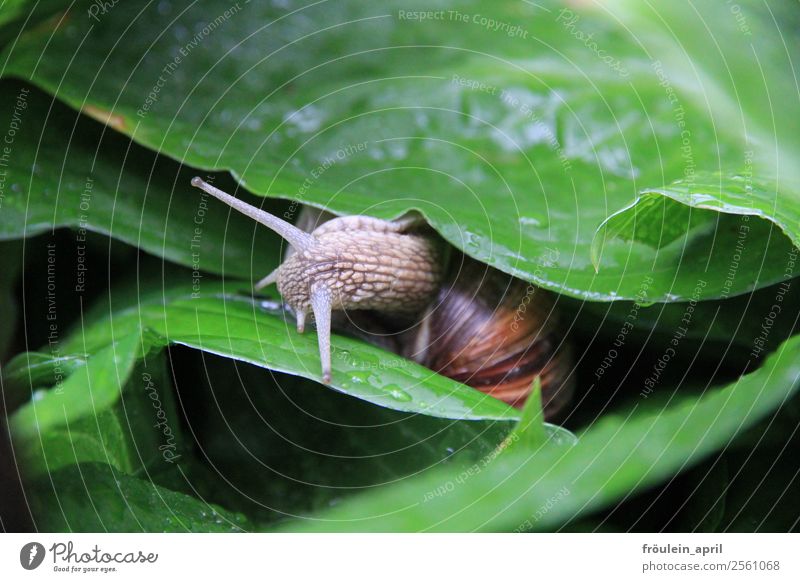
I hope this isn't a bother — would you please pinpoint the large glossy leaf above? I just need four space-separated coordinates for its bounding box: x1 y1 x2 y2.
171 351 513 524
3 0 798 300
8 327 514 526
277 333 800 531
0 80 281 278
593 173 800 278
8 280 517 429
603 0 800 191
27 462 250 532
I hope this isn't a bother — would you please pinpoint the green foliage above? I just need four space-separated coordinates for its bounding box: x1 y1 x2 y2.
0 85 282 279
1 0 799 533
279 335 800 531
27 462 251 532
5 0 799 300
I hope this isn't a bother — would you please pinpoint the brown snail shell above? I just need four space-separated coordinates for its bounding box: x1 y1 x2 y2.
402 256 574 420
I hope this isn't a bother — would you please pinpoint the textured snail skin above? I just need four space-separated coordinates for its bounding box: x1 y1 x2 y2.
277 217 442 315
404 256 575 420
190 178 442 384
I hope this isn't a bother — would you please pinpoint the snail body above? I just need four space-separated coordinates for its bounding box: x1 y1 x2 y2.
276 216 443 315
190 178 573 419
190 178 442 383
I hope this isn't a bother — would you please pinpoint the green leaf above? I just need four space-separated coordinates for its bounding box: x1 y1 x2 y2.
603 0 800 190
8 280 517 430
593 174 800 292
575 278 799 351
0 81 281 279
14 353 187 479
9 331 143 440
677 459 728 533
174 352 512 524
2 351 86 414
28 462 250 532
0 0 75 31
3 351 86 392
5 1 799 300
147 295 516 420
500 378 577 457
0 0 60 27
277 333 800 531
504 378 548 451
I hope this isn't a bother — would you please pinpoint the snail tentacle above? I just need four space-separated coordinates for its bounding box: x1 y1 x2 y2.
190 177 314 251
254 267 279 291
310 283 333 384
295 309 307 334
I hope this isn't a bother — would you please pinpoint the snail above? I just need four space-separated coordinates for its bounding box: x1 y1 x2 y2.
190 177 574 418
190 177 442 384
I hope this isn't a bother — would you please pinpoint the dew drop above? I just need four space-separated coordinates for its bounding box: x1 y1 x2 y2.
519 216 541 227
349 370 371 384
388 387 412 402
